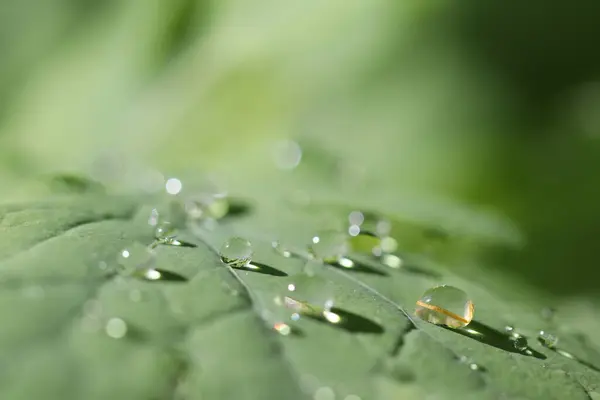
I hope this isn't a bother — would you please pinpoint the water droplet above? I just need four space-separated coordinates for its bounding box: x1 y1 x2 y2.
504 325 515 333
155 221 177 241
273 140 302 170
337 257 355 268
285 271 335 314
323 310 342 324
105 317 127 339
165 177 183 195
117 243 156 275
144 269 162 280
206 197 229 219
272 241 292 258
381 254 403 269
348 211 365 226
220 237 253 268
415 285 474 328
310 230 349 262
538 330 559 348
469 363 482 371
313 386 335 400
512 336 528 351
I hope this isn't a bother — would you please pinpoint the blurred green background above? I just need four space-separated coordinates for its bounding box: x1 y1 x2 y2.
1 0 600 297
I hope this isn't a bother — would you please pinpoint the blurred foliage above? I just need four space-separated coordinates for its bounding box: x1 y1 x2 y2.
1 0 600 298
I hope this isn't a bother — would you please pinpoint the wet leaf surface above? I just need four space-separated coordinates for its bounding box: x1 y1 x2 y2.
0 193 599 400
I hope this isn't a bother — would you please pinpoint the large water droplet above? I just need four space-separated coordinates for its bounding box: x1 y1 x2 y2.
105 317 127 339
512 336 528 351
220 237 253 268
415 285 474 328
117 243 156 275
310 230 349 262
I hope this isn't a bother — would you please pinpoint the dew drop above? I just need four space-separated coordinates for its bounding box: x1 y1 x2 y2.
415 285 474 328
381 254 403 269
155 221 177 241
538 330 559 348
143 269 162 281
512 336 528 351
220 237 253 268
105 317 127 339
310 230 349 262
117 243 155 275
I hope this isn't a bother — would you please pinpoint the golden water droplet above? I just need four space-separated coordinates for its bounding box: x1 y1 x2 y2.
415 285 474 328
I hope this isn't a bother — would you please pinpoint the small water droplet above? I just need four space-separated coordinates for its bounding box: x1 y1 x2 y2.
415 285 474 328
220 237 253 268
117 243 155 275
381 254 403 269
337 257 355 268
273 139 302 170
165 177 183 195
143 269 162 281
469 363 482 371
155 221 177 241
504 325 515 333
98 261 108 271
272 241 292 258
512 336 528 351
323 310 342 324
105 317 127 339
538 330 559 348
310 230 349 262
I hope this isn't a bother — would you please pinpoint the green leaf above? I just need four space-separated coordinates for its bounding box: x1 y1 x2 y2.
0 193 599 400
